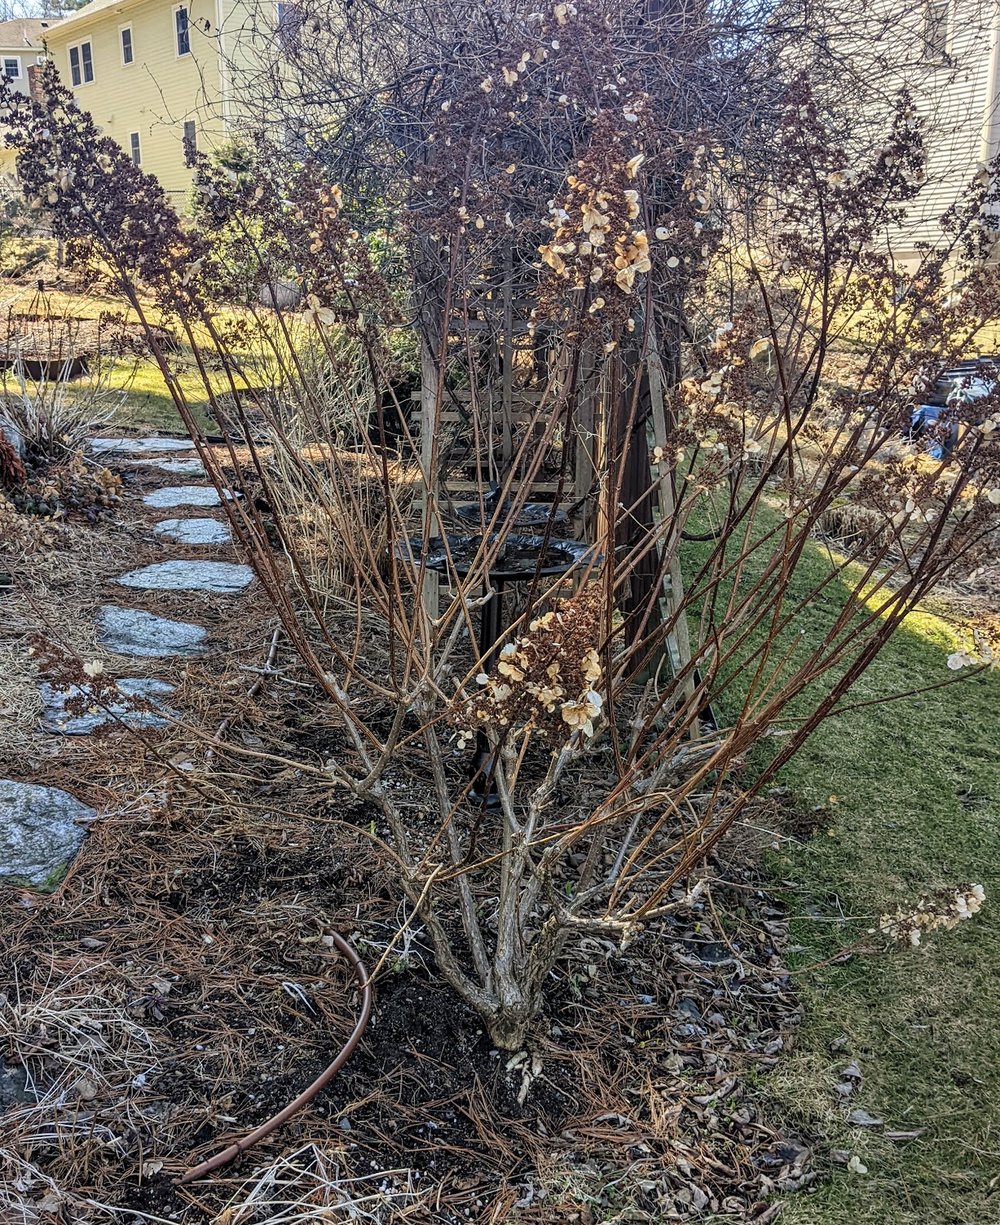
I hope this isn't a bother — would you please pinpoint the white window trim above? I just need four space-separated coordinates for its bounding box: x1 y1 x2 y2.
119 24 134 67
129 131 141 165
173 4 191 58
3 56 22 80
67 40 94 87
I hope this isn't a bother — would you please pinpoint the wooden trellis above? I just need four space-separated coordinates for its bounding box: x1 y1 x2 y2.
415 269 693 693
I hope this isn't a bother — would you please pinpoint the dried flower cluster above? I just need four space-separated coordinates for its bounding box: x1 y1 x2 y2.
770 78 929 272
875 884 986 948
537 121 651 340
456 584 604 745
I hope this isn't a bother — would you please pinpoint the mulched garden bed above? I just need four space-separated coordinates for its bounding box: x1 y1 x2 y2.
0 695 809 1224
0 446 810 1224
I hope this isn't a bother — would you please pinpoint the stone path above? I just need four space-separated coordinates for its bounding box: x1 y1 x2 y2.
96 605 210 657
154 518 232 545
115 560 254 593
39 678 177 735
143 484 234 509
2 435 254 886
135 457 207 478
90 437 195 456
0 781 96 887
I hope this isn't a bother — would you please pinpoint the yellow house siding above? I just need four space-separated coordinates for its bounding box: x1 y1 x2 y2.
45 0 229 210
216 0 297 141
776 0 1000 263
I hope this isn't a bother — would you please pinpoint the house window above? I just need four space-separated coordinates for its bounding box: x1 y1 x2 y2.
175 5 190 56
68 41 94 87
276 1 302 45
129 132 141 166
183 119 197 155
284 119 308 158
924 0 949 61
3 57 20 80
120 26 134 66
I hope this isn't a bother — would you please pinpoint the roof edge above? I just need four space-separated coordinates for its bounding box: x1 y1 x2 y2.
44 0 148 42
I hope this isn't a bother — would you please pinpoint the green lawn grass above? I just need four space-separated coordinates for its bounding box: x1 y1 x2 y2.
104 358 217 433
0 287 281 435
688 525 1000 1222
768 611 1000 1225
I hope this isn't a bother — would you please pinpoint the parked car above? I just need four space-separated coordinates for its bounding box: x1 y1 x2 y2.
908 358 998 459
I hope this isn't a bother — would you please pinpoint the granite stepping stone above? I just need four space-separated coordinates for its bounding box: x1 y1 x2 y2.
39 678 177 735
97 605 209 657
153 517 231 546
0 780 95 887
0 1056 35 1108
133 457 207 477
90 437 195 456
115 560 253 593
143 485 239 509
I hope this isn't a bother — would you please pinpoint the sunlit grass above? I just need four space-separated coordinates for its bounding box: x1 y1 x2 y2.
683 505 1000 1224
103 359 216 433
0 286 289 434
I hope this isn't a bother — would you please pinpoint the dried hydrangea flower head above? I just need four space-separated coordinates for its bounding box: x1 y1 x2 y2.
875 884 986 948
456 583 605 747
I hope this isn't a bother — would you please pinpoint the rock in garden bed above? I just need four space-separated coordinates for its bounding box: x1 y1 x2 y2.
0 780 95 886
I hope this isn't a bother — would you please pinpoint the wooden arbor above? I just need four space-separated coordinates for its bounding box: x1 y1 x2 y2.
415 262 693 686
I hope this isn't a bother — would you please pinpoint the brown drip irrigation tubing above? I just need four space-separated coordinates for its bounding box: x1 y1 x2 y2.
175 632 373 1183
175 931 372 1184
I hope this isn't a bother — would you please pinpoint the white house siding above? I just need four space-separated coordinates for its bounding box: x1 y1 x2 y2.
0 18 49 99
893 0 998 253
789 0 999 260
0 52 36 98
